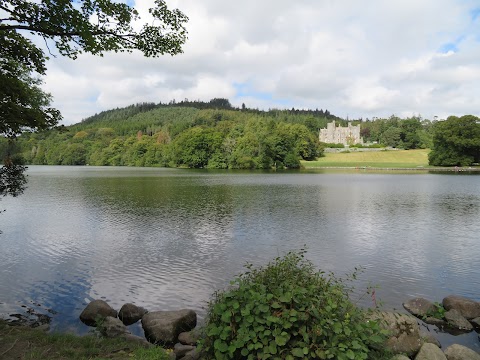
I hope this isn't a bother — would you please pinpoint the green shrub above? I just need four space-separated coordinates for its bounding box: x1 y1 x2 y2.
320 142 345 148
423 302 446 320
199 250 388 360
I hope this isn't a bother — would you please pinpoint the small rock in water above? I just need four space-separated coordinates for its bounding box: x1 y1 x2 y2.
178 331 200 345
404 297 437 318
100 316 129 338
444 309 474 332
79 299 117 326
142 309 197 345
118 303 147 325
443 295 480 320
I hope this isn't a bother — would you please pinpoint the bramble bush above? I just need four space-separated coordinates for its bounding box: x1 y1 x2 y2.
199 249 389 359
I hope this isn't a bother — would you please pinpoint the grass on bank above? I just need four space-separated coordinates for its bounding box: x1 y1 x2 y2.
0 320 169 360
302 149 430 169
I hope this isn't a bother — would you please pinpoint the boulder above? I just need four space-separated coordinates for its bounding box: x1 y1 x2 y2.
421 332 441 348
182 348 202 360
173 343 196 358
142 309 197 345
178 331 200 345
443 296 480 320
122 333 153 348
414 343 446 360
367 311 423 356
118 303 148 325
99 316 129 338
79 299 117 326
470 317 480 331
424 316 448 328
444 344 480 360
404 297 438 318
444 309 474 332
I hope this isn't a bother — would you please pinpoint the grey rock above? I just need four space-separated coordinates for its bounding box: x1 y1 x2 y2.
424 316 448 327
471 317 480 331
122 333 153 348
367 311 423 356
182 347 201 360
142 309 197 345
100 316 129 338
444 309 474 331
79 299 117 326
173 343 195 358
444 344 480 360
118 303 147 326
404 297 438 318
443 295 480 320
421 332 441 348
415 343 446 360
178 331 200 345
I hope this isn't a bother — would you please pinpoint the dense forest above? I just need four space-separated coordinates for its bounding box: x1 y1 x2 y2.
2 98 478 168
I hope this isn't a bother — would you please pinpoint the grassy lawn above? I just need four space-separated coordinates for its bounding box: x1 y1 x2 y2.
0 320 170 360
302 149 431 168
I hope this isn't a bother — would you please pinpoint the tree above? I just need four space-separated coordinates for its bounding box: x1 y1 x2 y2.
428 115 480 166
0 0 188 200
380 126 402 148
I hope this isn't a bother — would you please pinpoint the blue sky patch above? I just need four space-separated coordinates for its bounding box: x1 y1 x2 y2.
470 8 480 21
439 42 458 53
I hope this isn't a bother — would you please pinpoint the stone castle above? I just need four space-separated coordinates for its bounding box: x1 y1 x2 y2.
319 121 363 145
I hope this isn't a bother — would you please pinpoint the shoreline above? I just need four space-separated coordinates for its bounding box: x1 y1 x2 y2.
302 166 480 172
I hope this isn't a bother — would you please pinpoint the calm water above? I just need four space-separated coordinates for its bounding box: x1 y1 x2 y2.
1 166 479 349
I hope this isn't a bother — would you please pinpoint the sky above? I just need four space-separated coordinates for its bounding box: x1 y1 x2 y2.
38 0 480 125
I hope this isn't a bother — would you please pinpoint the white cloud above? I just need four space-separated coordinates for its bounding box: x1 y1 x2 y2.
39 0 480 124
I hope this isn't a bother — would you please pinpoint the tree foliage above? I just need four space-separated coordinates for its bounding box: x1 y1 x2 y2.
1 0 188 200
0 0 188 139
428 115 480 166
10 104 326 170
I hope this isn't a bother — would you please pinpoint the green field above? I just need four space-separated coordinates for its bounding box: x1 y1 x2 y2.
302 149 431 168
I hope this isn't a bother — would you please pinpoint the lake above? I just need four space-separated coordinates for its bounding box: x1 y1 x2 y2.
1 166 479 349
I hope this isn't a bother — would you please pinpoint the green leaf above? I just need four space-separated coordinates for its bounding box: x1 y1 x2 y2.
279 292 292 303
221 311 231 323
346 350 355 359
271 302 282 309
214 339 229 353
291 348 304 357
275 334 288 346
269 343 277 354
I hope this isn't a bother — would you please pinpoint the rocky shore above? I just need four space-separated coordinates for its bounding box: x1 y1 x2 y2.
73 294 480 359
3 294 479 359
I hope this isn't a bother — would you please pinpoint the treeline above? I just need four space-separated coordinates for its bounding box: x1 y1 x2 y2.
355 115 434 149
9 106 326 169
3 99 479 168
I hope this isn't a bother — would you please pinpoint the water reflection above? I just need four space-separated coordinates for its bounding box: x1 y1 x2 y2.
0 167 479 349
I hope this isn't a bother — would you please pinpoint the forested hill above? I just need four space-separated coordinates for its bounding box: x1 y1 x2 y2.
6 97 460 169
11 98 341 169
77 98 340 130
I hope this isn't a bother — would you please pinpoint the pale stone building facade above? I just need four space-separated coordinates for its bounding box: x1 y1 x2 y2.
319 121 363 145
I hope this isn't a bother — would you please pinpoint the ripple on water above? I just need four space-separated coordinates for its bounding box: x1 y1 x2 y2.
1 168 480 349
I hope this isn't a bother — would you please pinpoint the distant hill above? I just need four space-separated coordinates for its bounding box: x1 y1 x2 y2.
4 99 434 169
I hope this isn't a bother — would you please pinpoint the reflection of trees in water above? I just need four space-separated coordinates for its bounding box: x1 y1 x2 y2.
1 162 26 198
1 139 27 200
